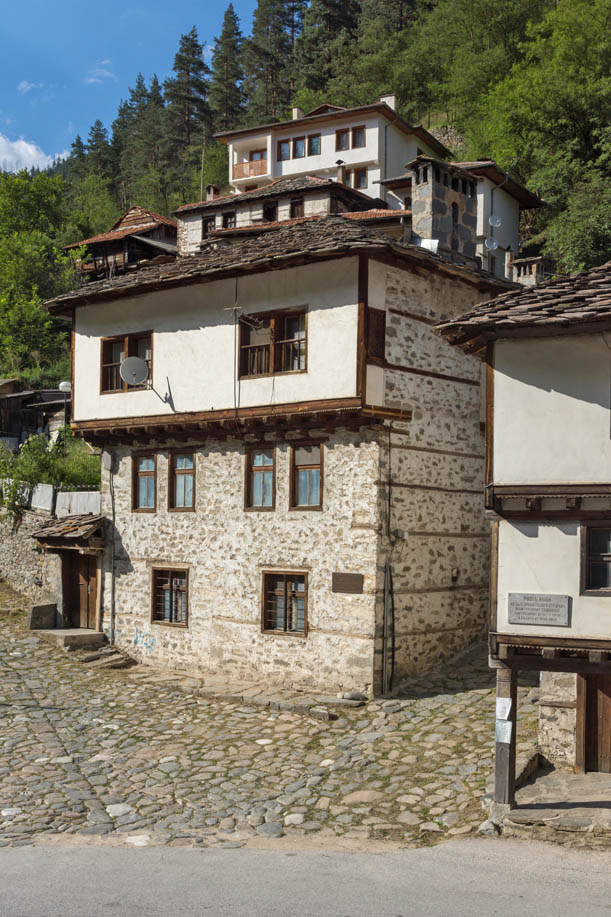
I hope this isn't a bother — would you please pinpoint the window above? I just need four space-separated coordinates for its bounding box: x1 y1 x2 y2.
277 140 291 161
169 453 195 511
290 198 304 219
308 134 321 156
202 216 216 239
239 310 307 378
133 454 156 512
352 126 365 148
335 129 349 152
353 168 367 190
245 448 275 510
262 572 307 636
223 211 236 229
152 569 188 626
101 333 152 393
290 444 322 510
293 136 305 158
263 202 278 222
367 308 386 365
250 149 267 161
582 526 611 593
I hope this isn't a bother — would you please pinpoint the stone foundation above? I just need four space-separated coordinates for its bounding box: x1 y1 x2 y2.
539 671 577 766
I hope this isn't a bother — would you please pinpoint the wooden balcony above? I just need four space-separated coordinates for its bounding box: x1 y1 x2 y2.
233 159 268 180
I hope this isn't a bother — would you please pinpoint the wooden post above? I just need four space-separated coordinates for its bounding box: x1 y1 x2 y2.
494 665 517 807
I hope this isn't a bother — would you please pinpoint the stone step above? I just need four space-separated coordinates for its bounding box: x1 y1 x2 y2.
35 629 106 650
85 652 132 670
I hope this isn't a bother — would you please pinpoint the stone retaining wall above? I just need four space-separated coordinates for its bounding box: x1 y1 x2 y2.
539 671 577 766
0 510 59 604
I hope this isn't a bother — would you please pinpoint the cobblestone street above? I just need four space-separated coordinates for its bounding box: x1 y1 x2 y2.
0 585 539 849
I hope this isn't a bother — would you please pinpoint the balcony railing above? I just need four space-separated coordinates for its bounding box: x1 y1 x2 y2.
233 159 268 180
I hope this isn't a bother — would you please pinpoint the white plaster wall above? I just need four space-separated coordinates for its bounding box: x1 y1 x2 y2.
494 335 611 484
73 259 359 422
271 115 381 180
476 178 520 260
382 123 439 209
497 520 611 640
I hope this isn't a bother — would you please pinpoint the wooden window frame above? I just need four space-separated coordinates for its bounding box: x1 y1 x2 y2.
366 307 386 366
244 446 276 512
238 308 308 379
222 211 236 229
201 216 216 239
289 443 323 512
132 452 157 513
249 148 267 161
168 450 196 513
277 139 291 162
290 198 304 219
353 168 367 190
151 566 189 628
261 570 308 638
292 136 306 159
351 125 366 149
580 523 611 596
100 331 153 395
335 128 349 152
307 134 321 156
263 201 278 223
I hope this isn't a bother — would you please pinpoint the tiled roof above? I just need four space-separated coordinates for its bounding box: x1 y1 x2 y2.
207 210 405 238
344 209 404 220
174 176 379 214
65 206 177 249
32 513 105 542
452 161 543 209
65 222 161 248
436 261 611 351
46 215 513 316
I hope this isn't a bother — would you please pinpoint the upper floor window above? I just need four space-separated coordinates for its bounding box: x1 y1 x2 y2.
293 137 306 158
290 444 323 509
169 452 195 511
335 129 349 152
277 140 291 161
202 216 216 239
582 526 611 594
352 126 366 148
223 211 236 229
152 568 188 627
263 202 278 222
290 198 304 219
308 134 321 156
239 310 307 378
133 454 156 512
101 332 152 394
250 149 267 161
353 168 367 190
245 447 275 510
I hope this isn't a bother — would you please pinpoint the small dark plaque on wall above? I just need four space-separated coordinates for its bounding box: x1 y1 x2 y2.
332 572 364 594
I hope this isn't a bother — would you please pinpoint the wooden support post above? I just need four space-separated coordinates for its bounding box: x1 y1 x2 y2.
494 665 517 807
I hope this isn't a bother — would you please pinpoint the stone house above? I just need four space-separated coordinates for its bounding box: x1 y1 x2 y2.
45 206 514 695
437 261 611 781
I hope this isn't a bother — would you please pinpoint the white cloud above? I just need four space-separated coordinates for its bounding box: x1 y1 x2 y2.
85 66 117 85
17 80 44 96
0 134 68 172
100 59 113 66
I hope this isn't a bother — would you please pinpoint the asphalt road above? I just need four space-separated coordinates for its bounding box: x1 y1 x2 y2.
1 839 609 916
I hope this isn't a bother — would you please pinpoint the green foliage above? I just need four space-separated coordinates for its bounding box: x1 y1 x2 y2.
0 432 101 516
210 4 246 132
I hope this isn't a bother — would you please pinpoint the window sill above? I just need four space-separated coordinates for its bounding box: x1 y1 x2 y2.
168 506 196 513
238 368 307 381
262 628 307 639
289 505 323 512
244 505 276 512
132 507 156 513
151 620 189 629
580 589 611 597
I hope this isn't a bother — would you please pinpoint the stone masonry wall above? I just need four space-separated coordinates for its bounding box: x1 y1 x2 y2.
0 510 59 605
410 163 477 263
101 428 380 694
373 263 491 685
539 671 577 766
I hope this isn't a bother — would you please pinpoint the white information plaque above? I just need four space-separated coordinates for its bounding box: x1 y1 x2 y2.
508 593 570 627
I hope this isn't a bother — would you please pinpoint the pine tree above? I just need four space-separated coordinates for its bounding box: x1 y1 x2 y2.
67 135 88 183
210 4 245 132
243 0 293 123
85 120 114 179
293 0 360 94
164 27 212 151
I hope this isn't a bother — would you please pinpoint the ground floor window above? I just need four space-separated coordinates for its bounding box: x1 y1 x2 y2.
262 572 307 636
152 569 188 626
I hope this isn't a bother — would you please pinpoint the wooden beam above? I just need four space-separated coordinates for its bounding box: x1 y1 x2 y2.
494 666 517 807
575 674 587 773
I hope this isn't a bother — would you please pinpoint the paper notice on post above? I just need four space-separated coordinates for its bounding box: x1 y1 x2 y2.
495 720 513 744
496 698 512 720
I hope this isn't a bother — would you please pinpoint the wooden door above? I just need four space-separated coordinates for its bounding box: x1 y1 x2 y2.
586 675 611 773
67 554 97 629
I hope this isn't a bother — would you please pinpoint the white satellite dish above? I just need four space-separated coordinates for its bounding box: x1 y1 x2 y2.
485 237 499 251
489 214 502 228
120 356 149 386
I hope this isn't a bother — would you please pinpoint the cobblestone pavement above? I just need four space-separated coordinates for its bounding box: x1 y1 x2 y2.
0 584 539 849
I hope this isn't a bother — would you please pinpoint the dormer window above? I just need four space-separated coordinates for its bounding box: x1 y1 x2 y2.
277 140 291 161
335 129 349 152
352 126 365 148
293 137 306 158
223 212 236 229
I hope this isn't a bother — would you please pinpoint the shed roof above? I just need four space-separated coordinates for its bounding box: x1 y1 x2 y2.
32 513 105 542
436 261 611 354
65 206 177 250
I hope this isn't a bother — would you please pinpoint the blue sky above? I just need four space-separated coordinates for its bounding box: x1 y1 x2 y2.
0 0 257 171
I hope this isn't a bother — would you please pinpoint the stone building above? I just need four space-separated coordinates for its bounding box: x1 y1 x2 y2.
437 261 611 779
45 214 513 695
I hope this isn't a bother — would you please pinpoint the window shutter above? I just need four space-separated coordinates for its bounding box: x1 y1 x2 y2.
367 308 386 364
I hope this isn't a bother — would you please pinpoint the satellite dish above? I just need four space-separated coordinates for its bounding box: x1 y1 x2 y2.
489 214 502 228
485 237 499 251
120 356 149 386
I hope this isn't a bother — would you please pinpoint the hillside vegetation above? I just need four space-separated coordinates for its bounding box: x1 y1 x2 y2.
0 0 609 386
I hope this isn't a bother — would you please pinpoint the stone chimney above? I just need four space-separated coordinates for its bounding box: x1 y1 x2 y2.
379 92 396 111
292 107 304 120
336 160 347 185
206 184 220 202
407 157 478 266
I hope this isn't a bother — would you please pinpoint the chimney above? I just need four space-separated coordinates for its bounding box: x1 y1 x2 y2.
379 91 396 111
336 159 347 185
292 106 304 120
407 158 478 266
206 184 220 202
